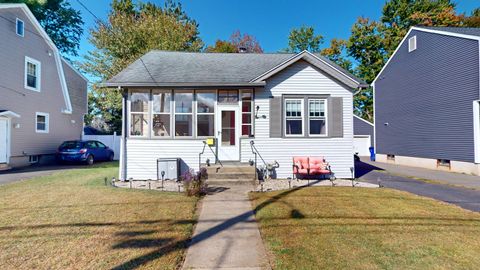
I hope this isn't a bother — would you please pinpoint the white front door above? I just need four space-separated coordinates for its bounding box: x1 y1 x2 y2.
217 106 240 161
0 119 8 163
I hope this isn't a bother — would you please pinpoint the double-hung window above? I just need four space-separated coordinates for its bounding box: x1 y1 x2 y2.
25 57 41 91
241 90 254 136
175 90 194 137
130 91 150 137
152 90 171 137
196 91 215 137
308 99 327 136
285 99 303 136
35 112 49 133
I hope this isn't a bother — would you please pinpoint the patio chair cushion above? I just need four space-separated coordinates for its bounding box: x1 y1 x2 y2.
293 156 309 174
309 157 330 175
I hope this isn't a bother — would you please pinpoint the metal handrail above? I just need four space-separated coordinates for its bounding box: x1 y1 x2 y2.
199 141 223 169
250 140 268 180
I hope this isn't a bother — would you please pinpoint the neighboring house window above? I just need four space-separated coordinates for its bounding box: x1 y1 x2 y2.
285 99 303 136
175 90 194 137
130 91 149 136
25 57 41 91
152 90 171 137
16 18 24 37
308 99 327 136
408 35 417 52
35 112 49 133
196 91 215 137
218 90 239 103
241 90 254 136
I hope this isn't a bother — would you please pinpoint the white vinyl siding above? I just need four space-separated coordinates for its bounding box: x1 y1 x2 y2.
241 60 354 179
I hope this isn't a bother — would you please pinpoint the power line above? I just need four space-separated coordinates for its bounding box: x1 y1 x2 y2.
0 84 26 97
75 0 159 85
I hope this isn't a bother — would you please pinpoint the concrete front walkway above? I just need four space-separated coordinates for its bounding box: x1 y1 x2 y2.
183 184 270 270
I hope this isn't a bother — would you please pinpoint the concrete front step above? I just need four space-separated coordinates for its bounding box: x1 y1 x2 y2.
206 165 255 174
209 172 256 180
207 178 256 186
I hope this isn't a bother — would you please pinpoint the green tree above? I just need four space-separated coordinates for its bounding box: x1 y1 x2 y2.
1 0 84 56
81 0 203 132
206 31 263 53
285 26 324 53
205 40 237 53
463 8 480 27
320 38 352 72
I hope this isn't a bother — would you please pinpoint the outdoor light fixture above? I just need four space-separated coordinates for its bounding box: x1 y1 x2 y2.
255 105 260 119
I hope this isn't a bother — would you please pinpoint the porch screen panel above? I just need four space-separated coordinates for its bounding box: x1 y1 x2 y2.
130 91 150 136
197 91 215 137
175 91 194 137
152 90 172 137
241 90 253 136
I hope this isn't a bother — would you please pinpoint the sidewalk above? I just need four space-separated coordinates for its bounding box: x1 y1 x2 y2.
359 158 480 190
182 184 270 270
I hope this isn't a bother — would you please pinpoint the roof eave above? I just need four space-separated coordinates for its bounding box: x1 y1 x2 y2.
100 82 267 88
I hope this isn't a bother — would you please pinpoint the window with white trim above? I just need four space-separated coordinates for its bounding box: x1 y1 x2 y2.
175 90 194 137
308 99 327 136
285 99 303 136
196 91 215 137
408 35 417 52
25 57 41 91
35 112 49 133
130 91 149 136
241 90 254 136
16 18 24 37
152 90 171 137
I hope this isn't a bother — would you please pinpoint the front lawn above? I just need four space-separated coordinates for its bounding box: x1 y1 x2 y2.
0 162 198 269
250 187 480 269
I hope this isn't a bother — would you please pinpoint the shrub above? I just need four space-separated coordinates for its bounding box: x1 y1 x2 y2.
182 168 208 197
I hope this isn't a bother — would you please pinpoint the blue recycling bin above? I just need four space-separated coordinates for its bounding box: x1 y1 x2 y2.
369 147 375 161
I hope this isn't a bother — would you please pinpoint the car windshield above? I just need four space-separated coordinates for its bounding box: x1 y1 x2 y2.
60 141 83 149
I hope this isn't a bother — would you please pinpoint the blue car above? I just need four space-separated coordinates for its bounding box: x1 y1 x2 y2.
56 140 114 165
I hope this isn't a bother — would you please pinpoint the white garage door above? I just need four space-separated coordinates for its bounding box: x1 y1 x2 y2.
354 136 371 156
0 119 7 163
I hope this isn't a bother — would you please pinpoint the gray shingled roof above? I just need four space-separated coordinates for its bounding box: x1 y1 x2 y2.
106 50 366 87
417 26 480 37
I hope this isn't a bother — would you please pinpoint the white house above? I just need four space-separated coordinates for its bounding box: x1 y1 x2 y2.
104 50 368 180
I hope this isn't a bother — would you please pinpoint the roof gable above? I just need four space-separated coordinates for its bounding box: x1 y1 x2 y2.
373 26 480 85
0 3 77 114
251 51 367 89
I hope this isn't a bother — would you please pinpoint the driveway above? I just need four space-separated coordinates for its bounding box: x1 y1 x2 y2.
356 160 480 212
0 164 85 185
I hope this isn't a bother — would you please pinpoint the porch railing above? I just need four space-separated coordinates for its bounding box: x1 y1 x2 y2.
250 140 267 180
199 140 223 170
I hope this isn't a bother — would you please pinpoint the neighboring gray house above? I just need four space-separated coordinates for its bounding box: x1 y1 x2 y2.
0 4 88 169
373 26 480 175
104 50 367 180
353 115 374 156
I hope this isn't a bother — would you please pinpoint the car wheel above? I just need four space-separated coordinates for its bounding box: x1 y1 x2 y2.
86 155 94 166
108 153 114 161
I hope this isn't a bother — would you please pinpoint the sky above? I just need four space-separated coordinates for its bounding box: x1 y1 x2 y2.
69 0 479 66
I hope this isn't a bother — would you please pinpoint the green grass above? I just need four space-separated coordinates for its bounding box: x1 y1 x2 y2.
250 187 480 270
0 162 198 270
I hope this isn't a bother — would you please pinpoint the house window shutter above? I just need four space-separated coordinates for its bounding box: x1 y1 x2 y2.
328 97 343 137
270 96 282 138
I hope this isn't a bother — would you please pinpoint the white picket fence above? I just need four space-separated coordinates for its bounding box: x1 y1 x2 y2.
82 132 121 160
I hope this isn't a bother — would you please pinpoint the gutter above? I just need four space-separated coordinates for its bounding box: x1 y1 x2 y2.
99 82 267 88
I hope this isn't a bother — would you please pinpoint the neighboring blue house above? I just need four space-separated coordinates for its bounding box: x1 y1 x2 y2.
373 26 480 175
